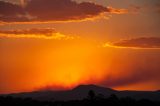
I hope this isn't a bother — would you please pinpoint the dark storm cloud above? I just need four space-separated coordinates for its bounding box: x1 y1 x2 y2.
0 1 28 22
0 0 128 23
112 37 160 49
25 0 108 21
0 1 24 15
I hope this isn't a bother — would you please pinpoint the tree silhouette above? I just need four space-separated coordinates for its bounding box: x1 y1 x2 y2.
109 94 119 101
88 90 95 100
0 91 160 106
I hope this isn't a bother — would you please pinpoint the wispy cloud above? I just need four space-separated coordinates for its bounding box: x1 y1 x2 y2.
107 7 128 14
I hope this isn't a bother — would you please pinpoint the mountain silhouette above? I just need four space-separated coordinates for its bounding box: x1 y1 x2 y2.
3 84 160 101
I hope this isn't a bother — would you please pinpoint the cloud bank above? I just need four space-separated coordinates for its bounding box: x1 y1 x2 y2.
0 1 27 22
0 0 128 23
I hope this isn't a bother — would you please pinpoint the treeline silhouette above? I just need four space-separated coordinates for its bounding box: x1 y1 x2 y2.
0 90 160 106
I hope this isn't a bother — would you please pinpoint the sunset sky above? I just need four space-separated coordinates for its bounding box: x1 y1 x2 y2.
0 0 160 94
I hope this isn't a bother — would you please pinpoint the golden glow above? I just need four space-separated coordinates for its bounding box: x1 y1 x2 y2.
34 40 108 90
1 35 159 93
0 30 160 93
0 0 159 94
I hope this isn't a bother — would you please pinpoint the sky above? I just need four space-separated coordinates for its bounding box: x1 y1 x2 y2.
0 0 160 94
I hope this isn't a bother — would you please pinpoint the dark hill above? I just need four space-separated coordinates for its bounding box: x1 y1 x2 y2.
3 84 160 101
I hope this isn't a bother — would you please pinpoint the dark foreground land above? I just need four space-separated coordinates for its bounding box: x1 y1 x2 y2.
0 85 160 106
0 92 160 106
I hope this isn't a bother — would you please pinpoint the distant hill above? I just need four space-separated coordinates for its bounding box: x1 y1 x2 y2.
3 84 160 101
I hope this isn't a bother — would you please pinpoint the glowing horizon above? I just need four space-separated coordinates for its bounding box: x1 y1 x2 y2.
0 0 160 94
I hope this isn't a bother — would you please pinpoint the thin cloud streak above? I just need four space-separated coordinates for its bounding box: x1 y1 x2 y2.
0 28 75 40
103 37 160 49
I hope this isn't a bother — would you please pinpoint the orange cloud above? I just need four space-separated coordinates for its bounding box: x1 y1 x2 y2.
104 37 160 49
0 28 75 40
0 28 56 35
107 7 128 14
